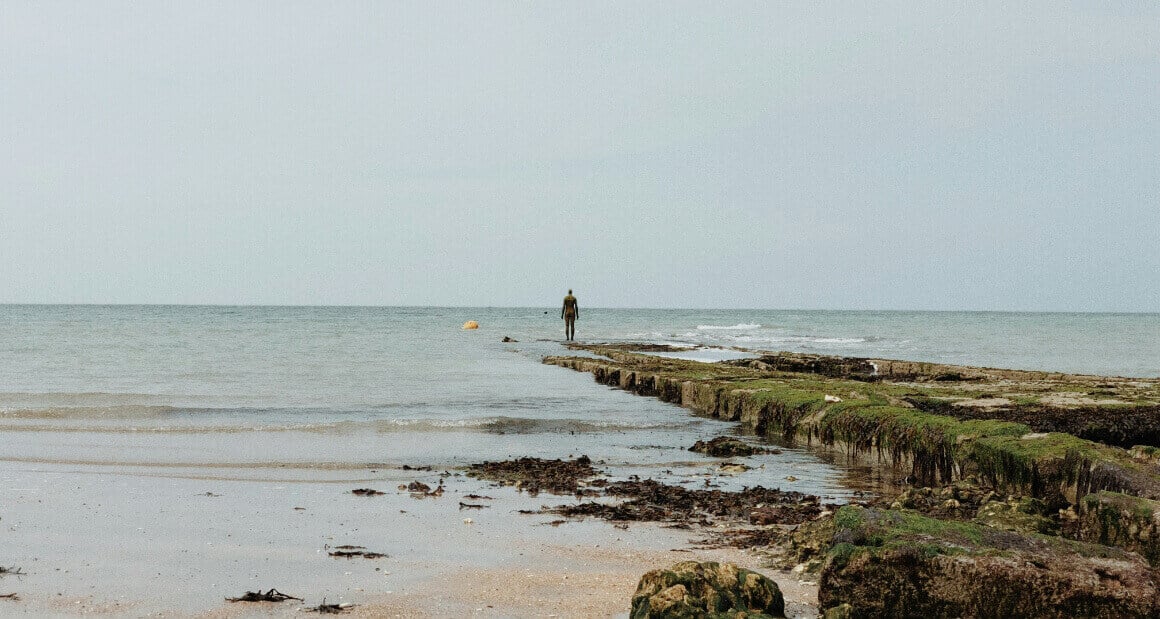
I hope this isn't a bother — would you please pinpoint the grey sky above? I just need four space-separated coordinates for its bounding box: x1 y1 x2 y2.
2 3 1157 310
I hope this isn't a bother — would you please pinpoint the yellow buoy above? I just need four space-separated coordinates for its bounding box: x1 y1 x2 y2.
462 320 479 330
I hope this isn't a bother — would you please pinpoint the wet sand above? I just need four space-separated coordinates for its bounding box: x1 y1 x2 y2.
1 455 819 617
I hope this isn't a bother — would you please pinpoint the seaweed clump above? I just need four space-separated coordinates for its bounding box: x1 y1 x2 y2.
467 455 602 496
552 479 823 527
226 589 303 603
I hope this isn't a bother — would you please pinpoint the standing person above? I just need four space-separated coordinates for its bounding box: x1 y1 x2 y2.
561 289 579 341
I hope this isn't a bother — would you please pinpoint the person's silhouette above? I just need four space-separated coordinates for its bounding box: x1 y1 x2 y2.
561 290 578 341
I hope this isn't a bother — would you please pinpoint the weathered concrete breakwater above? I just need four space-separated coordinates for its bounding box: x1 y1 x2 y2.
545 345 1160 616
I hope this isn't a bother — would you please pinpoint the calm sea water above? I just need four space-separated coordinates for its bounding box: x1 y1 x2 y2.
0 305 1156 502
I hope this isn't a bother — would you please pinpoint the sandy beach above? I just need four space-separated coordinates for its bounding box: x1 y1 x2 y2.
1 453 818 617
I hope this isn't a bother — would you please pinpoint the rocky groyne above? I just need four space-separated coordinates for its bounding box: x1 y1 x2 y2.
545 344 1160 616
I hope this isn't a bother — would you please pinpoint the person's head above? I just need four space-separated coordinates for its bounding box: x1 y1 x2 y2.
568 289 572 294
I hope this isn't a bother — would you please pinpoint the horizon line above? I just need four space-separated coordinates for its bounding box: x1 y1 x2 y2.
0 303 1156 316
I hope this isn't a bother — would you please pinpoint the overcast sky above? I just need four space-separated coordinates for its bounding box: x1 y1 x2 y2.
2 3 1157 310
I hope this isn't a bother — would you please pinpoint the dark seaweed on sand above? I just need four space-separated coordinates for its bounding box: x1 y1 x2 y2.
554 480 823 526
467 455 602 496
226 588 303 602
351 488 384 496
308 599 354 613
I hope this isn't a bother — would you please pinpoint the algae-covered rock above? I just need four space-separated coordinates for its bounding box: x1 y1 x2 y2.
974 495 1058 535
819 505 1157 618
767 513 836 573
1077 491 1160 566
886 479 990 520
630 561 785 618
887 482 1057 536
821 603 853 619
1129 444 1160 464
690 436 766 458
726 353 878 380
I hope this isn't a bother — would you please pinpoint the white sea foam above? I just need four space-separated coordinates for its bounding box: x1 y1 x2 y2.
795 336 868 344
696 323 760 330
686 333 868 347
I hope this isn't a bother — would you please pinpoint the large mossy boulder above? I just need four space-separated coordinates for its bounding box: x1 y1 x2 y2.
819 506 1158 618
630 561 785 618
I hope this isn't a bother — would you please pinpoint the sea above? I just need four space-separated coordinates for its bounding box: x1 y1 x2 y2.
1 305 1158 503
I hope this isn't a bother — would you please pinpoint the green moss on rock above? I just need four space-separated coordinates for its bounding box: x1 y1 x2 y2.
630 561 785 619
974 497 1058 535
1077 491 1160 566
821 506 1158 618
